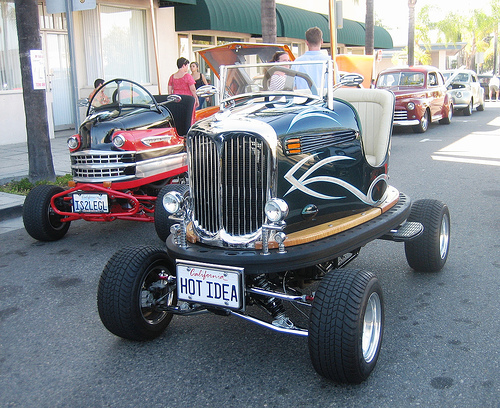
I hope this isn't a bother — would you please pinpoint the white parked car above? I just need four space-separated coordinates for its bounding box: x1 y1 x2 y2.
443 69 485 115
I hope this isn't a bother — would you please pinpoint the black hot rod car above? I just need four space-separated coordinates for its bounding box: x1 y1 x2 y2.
97 58 450 383
23 79 193 241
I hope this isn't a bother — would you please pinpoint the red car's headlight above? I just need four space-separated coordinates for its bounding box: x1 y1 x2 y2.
112 133 126 148
67 135 80 150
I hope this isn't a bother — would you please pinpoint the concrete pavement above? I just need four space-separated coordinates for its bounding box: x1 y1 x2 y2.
0 131 73 226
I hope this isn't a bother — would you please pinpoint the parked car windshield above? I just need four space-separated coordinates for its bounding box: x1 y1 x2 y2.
443 72 470 82
88 79 156 114
220 60 329 102
377 71 425 88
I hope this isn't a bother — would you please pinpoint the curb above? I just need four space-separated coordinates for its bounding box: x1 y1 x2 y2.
0 193 25 222
0 203 23 222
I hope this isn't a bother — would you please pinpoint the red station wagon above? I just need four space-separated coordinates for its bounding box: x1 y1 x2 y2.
376 65 453 133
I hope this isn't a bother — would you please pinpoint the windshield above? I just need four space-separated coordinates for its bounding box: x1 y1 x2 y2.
87 79 156 115
219 60 330 102
377 71 425 88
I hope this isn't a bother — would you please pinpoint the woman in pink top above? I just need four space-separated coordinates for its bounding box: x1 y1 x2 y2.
168 57 200 109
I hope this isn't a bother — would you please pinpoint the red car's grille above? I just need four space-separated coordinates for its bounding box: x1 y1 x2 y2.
70 151 136 182
394 110 408 121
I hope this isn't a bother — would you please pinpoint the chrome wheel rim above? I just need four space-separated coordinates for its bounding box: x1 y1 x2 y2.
140 264 175 325
362 292 382 363
440 214 450 259
421 112 429 131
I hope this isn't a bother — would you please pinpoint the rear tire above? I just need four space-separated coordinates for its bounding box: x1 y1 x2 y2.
97 245 177 340
22 185 70 241
154 184 189 242
404 199 450 272
308 269 384 383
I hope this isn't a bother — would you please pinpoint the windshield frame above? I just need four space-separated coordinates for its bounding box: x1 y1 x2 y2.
87 78 159 116
218 60 334 108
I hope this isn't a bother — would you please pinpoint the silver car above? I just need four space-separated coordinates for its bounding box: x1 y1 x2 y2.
443 69 485 115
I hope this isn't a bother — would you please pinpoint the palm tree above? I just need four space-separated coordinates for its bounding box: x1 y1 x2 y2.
365 0 374 55
408 0 417 66
261 0 277 44
14 0 55 182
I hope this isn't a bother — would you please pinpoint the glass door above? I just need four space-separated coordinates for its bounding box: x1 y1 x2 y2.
44 32 74 130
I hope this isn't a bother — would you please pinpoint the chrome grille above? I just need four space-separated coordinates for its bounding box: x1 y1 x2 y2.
298 130 357 154
394 110 408 121
189 131 270 238
70 151 136 182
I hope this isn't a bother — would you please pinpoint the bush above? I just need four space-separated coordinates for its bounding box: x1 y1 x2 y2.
0 174 73 196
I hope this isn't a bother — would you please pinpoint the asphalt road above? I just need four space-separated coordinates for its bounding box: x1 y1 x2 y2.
1 103 499 407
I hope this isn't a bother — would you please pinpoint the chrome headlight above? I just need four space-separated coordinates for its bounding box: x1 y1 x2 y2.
112 133 126 148
406 102 415 111
265 198 289 223
67 136 80 150
163 191 184 214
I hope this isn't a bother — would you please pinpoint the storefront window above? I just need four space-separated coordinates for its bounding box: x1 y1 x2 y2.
100 5 149 83
0 1 21 91
217 37 242 45
38 4 66 30
178 34 189 59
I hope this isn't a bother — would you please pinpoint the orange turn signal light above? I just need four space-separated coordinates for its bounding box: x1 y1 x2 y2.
286 138 302 154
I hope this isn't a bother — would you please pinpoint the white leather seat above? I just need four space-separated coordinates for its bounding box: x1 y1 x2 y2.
334 88 394 167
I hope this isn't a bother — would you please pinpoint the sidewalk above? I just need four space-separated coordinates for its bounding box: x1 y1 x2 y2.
0 131 73 222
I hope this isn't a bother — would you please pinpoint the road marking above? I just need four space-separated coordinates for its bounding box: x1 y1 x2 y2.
420 138 442 142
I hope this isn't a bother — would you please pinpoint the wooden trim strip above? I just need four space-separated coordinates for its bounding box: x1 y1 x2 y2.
186 186 400 249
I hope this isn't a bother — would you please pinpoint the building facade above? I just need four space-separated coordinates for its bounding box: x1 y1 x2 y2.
0 0 393 145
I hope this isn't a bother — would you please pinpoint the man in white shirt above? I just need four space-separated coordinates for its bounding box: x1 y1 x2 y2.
295 27 330 92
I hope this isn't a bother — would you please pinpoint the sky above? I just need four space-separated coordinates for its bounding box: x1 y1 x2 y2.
278 0 494 46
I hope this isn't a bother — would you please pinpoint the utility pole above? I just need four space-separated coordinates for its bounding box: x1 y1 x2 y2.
408 0 417 66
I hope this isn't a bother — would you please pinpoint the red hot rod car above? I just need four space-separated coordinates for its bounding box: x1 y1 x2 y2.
23 79 193 241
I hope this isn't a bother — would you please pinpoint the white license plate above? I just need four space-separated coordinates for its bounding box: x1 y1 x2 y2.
176 261 244 309
72 193 109 213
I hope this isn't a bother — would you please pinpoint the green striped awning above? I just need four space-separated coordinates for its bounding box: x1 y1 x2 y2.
173 0 393 49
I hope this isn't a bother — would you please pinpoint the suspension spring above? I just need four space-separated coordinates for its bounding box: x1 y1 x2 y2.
252 275 286 318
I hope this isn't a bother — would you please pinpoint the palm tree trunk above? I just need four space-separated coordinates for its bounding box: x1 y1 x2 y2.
408 0 417 66
261 0 277 44
365 0 374 55
14 0 55 182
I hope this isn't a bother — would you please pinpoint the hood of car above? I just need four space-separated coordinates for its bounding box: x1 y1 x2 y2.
389 88 428 99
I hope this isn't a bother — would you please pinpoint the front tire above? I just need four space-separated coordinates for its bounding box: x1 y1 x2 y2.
22 185 71 241
463 100 472 116
308 269 384 384
404 199 450 272
440 104 453 124
97 246 177 340
412 109 429 133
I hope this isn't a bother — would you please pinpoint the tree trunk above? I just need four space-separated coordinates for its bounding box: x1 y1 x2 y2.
365 0 374 55
14 0 55 182
408 0 417 66
261 0 277 44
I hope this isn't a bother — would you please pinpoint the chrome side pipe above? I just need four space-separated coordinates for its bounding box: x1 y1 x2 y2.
230 311 308 337
246 287 312 307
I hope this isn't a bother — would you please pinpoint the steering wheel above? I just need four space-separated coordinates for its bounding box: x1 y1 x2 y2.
263 66 317 94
